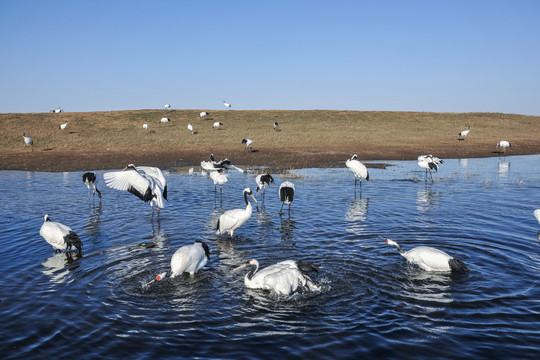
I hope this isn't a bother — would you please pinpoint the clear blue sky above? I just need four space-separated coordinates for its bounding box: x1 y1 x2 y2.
1 0 539 115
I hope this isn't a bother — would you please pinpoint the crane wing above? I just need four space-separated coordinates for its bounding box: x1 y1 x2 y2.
137 166 167 200
104 170 153 202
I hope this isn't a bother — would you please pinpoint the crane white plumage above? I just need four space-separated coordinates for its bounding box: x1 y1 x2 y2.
188 123 194 134
273 121 279 131
417 154 441 181
223 101 231 109
497 140 512 154
216 188 257 237
143 123 148 129
209 169 228 206
213 122 223 129
59 119 68 131
234 259 320 296
170 241 210 277
40 214 83 253
104 164 167 215
256 174 274 202
279 181 295 215
146 241 210 286
534 209 540 239
83 172 101 200
201 154 244 173
164 104 171 110
458 125 471 139
200 111 209 119
346 154 369 192
23 132 33 151
382 236 468 272
242 138 253 152
159 117 170 123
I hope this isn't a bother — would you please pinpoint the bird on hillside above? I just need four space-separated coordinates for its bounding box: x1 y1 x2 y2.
279 181 295 215
234 259 321 296
159 117 170 123
497 141 512 154
40 214 83 253
255 174 274 202
273 122 279 131
104 164 167 216
346 154 369 193
458 125 471 140
382 236 469 272
143 123 148 130
82 172 102 201
23 132 33 151
200 111 209 119
188 123 194 134
213 122 223 129
242 138 253 152
59 120 68 131
164 104 171 110
216 188 257 237
223 101 231 110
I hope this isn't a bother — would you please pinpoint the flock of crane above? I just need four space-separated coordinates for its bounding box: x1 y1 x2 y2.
33 111 525 297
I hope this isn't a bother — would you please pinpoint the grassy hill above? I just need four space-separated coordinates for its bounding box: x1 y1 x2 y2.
1 109 538 171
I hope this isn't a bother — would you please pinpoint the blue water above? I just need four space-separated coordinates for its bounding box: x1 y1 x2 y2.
1 155 540 359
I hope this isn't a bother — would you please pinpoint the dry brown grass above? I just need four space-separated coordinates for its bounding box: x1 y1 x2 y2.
1 109 538 171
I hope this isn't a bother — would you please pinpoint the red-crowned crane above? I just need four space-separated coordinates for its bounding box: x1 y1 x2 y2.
382 236 468 272
40 214 83 253
216 188 257 237
234 259 320 296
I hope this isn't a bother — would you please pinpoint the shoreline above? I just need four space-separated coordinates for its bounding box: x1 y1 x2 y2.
2 109 538 172
1 146 535 173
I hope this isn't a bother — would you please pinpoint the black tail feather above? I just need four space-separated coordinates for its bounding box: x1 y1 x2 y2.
65 231 83 253
297 261 319 274
449 258 469 272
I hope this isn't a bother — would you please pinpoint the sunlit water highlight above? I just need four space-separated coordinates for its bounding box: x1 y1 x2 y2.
1 155 540 359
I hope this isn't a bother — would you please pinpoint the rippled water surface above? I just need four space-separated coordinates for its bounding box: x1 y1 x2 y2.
1 155 540 359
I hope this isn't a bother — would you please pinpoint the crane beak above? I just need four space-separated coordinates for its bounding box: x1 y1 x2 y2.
250 193 258 203
233 262 249 271
143 271 167 287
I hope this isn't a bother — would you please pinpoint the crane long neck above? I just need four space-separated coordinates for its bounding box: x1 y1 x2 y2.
246 263 258 280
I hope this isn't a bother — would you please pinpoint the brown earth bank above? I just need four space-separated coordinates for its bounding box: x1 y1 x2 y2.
1 110 539 172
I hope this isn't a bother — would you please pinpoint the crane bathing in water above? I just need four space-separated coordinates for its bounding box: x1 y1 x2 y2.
40 214 83 253
417 154 443 182
382 236 468 272
346 154 369 193
104 164 167 217
82 172 101 201
146 241 210 286
216 188 257 237
234 259 321 296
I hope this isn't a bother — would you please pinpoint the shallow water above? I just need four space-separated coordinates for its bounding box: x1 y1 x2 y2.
1 155 540 359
